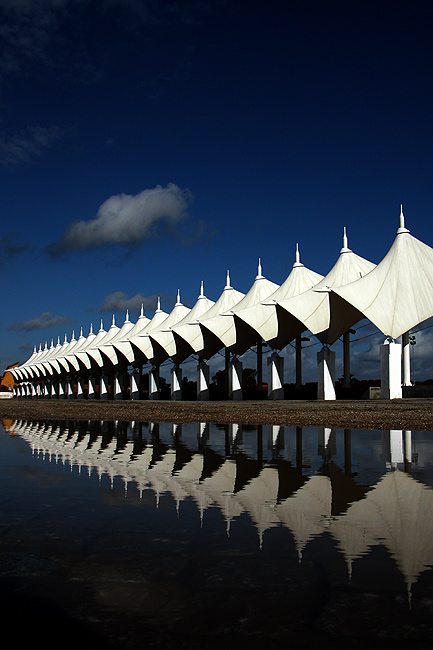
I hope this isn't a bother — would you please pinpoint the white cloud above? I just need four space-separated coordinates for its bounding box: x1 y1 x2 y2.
8 311 72 331
50 183 193 254
100 291 158 315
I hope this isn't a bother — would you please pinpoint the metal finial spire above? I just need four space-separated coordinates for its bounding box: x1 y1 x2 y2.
225 269 231 288
111 314 115 327
343 226 348 249
397 203 410 234
140 303 144 317
156 296 161 311
293 242 303 267
176 289 181 305
200 280 204 297
89 323 93 334
99 319 104 332
256 258 263 278
126 309 129 322
341 226 351 253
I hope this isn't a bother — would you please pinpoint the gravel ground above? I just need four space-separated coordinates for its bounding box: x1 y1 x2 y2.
1 397 433 430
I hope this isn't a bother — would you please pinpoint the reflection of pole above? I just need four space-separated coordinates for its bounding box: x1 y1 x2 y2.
344 429 351 475
296 426 302 469
403 430 412 474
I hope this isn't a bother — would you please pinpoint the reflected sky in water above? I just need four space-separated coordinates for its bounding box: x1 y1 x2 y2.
2 418 433 649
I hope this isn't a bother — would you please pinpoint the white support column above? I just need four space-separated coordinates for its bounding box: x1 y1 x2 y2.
149 366 159 400
77 377 85 399
114 373 123 400
229 357 243 400
317 346 336 400
88 375 96 400
267 351 284 400
67 378 75 399
402 331 412 386
197 360 210 401
130 369 140 400
171 365 182 401
380 339 402 399
100 374 109 400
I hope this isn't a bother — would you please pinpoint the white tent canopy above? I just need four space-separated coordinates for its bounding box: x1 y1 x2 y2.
149 282 215 365
201 260 279 355
275 229 376 345
234 244 324 350
173 270 245 361
328 207 433 344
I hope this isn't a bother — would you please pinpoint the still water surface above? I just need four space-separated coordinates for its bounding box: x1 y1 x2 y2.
1 419 433 649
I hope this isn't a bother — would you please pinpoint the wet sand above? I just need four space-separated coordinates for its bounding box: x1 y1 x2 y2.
1 397 433 430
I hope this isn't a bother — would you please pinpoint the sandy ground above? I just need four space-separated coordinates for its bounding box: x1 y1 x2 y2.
1 397 433 430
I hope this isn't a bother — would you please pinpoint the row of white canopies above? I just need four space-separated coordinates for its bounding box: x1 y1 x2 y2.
11 207 433 400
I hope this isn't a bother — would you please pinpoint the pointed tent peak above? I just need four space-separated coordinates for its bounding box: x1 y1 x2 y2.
99 319 104 332
340 226 352 253
71 330 76 341
125 309 130 323
64 333 68 343
89 323 93 335
57 336 60 345
224 269 231 289
79 327 83 337
111 314 116 327
140 303 144 317
293 242 303 268
397 203 410 234
256 258 264 279
156 296 162 312
50 339 54 348
175 289 182 305
199 280 205 298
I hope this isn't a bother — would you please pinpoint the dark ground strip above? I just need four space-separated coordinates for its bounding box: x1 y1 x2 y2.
1 398 433 430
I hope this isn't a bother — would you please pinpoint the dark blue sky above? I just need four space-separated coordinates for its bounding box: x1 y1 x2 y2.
1 0 433 379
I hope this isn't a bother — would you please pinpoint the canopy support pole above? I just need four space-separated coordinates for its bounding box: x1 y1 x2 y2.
130 368 140 400
149 366 160 400
100 373 109 400
295 335 302 389
229 356 243 400
317 346 336 400
88 375 96 400
197 360 210 401
380 338 402 399
267 351 284 400
257 340 263 390
402 331 412 386
171 364 182 401
343 331 351 388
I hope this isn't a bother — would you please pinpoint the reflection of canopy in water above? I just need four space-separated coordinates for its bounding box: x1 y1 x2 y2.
276 475 332 560
349 470 433 596
235 466 280 546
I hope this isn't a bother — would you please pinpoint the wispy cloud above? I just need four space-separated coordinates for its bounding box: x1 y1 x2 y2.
0 231 32 263
48 183 193 256
0 126 62 167
8 311 73 331
100 291 159 315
